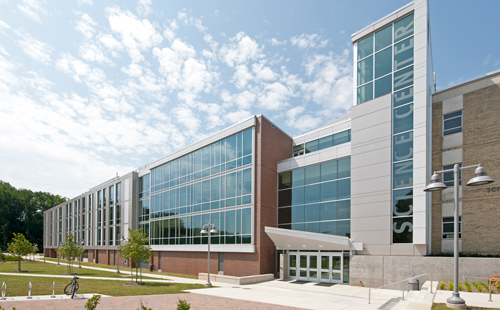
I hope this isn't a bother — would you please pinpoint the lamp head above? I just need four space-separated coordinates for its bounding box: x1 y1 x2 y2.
210 228 218 233
200 229 208 234
466 165 494 186
423 172 447 192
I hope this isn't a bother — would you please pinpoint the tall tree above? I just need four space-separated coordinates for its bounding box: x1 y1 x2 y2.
7 233 34 272
0 181 66 250
119 228 152 283
58 234 84 274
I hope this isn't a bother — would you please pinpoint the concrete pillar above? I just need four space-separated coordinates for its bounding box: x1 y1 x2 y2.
280 253 288 280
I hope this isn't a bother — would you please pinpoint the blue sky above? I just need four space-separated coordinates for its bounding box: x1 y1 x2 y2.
1 0 499 198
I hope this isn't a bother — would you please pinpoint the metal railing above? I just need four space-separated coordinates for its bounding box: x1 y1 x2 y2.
368 273 433 304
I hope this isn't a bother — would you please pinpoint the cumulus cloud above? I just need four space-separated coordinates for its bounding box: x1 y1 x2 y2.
301 50 353 117
17 0 48 23
107 7 162 62
271 38 286 46
220 32 263 67
16 31 52 64
291 33 329 49
75 12 97 39
259 82 292 110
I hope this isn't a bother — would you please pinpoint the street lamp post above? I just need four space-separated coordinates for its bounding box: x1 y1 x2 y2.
201 223 217 287
424 164 493 310
116 234 124 273
79 240 84 268
57 242 61 265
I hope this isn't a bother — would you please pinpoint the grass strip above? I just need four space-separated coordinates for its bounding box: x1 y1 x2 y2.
0 261 158 280
0 275 204 297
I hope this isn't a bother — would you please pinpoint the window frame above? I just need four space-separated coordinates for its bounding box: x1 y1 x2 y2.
443 110 463 136
442 216 462 239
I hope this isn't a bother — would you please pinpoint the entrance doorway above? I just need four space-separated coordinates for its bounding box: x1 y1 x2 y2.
289 252 344 283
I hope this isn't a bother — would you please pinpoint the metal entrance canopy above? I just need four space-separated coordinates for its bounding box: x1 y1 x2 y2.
265 227 363 251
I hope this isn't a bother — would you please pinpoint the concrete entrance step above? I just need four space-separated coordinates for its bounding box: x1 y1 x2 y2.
389 281 436 310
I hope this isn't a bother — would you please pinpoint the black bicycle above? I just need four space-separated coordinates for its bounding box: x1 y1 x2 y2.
64 274 80 299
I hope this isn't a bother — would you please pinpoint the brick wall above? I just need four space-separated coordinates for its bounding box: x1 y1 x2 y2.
431 80 500 255
461 84 500 254
254 116 293 274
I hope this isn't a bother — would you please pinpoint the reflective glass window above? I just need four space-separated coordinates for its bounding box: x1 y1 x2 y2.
394 66 413 91
338 157 351 178
443 111 462 136
305 140 319 154
357 56 373 85
305 165 321 185
393 103 413 134
357 82 373 104
292 168 305 187
394 14 414 42
375 75 392 98
375 47 392 79
394 37 414 71
375 25 392 52
318 135 333 150
357 34 373 60
321 161 337 182
304 184 320 204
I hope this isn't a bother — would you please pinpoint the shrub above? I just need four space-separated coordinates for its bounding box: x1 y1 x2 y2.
439 281 445 290
458 282 462 291
472 282 482 293
464 282 472 292
448 281 453 291
480 282 489 291
177 299 190 310
84 294 101 310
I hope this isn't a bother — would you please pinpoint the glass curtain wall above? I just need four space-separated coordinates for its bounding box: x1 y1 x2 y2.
356 13 415 243
278 157 351 237
143 128 254 246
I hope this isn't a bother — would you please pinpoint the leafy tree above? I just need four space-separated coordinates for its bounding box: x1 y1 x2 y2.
7 233 33 272
58 234 84 274
119 228 152 283
0 181 66 251
84 294 101 310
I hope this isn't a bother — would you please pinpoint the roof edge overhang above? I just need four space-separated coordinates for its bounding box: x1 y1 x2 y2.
265 227 363 251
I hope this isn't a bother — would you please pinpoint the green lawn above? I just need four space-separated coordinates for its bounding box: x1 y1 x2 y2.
40 257 198 279
0 260 157 279
0 275 204 297
0 260 206 297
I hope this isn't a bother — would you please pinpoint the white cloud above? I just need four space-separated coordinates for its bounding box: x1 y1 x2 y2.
75 12 97 39
291 33 329 49
16 31 52 64
232 64 252 89
259 82 292 110
301 50 353 118
220 32 263 67
173 106 200 136
137 0 152 16
121 63 143 77
99 34 123 52
107 7 162 62
271 38 286 46
252 62 276 81
80 43 112 64
78 0 93 6
0 19 11 30
17 0 48 23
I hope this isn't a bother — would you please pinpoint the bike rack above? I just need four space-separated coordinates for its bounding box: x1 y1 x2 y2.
27 281 32 299
51 281 56 298
1 282 6 300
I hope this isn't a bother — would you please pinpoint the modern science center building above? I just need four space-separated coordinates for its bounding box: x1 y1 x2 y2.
43 0 500 286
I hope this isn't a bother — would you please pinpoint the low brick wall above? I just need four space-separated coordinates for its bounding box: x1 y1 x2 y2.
199 273 274 285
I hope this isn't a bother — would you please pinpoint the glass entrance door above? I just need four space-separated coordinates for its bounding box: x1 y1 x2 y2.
289 252 343 283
